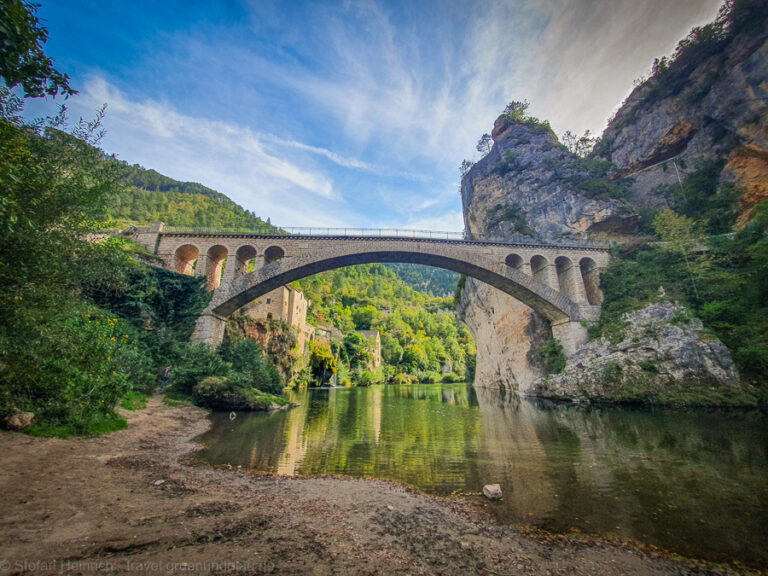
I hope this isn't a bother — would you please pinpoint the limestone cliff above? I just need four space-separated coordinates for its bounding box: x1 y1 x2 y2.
459 3 768 393
534 302 749 406
458 118 629 391
596 5 768 222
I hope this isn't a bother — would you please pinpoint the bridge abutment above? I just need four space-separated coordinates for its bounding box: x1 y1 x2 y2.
551 320 590 356
191 309 227 347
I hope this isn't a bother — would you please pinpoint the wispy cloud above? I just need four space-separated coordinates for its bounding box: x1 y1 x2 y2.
36 0 725 232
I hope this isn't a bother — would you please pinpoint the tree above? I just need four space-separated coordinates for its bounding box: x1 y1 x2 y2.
476 133 492 156
459 159 474 177
0 0 75 98
561 129 596 157
502 100 530 121
653 208 701 300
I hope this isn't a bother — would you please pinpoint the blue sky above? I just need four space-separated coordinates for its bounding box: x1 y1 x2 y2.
30 0 722 229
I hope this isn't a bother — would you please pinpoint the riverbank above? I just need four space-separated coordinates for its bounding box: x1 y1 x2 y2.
0 397 756 576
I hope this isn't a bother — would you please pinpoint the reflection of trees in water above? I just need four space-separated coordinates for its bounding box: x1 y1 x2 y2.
477 395 768 567
198 386 768 568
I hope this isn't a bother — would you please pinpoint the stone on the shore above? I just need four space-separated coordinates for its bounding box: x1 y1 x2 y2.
483 484 503 500
4 409 34 430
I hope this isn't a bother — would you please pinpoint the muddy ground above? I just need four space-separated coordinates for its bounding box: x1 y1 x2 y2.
0 397 754 575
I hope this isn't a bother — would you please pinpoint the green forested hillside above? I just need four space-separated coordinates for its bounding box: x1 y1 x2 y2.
385 263 459 297
294 264 475 385
106 163 274 230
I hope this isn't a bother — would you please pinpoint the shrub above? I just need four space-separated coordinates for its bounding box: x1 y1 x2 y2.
537 339 566 374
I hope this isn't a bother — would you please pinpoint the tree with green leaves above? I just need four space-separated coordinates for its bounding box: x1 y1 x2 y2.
476 133 492 156
0 0 75 98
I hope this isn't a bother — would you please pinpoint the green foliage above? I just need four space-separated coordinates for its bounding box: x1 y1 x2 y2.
294 263 475 384
653 160 740 234
386 264 459 297
491 151 523 176
638 359 659 373
106 164 275 230
220 338 283 395
192 375 287 411
121 391 148 411
593 199 768 389
0 0 75 98
537 339 566 374
309 341 337 386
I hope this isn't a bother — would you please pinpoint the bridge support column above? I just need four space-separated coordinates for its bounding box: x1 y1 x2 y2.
221 254 239 284
191 310 227 348
551 320 589 356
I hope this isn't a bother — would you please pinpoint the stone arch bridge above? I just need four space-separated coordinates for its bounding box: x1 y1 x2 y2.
131 223 610 352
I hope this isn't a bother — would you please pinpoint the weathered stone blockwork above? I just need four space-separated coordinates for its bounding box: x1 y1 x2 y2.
131 226 609 349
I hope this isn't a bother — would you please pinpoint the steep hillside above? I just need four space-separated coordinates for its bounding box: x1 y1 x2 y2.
294 264 475 385
107 163 274 231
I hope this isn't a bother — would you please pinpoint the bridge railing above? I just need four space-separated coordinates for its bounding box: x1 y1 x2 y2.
144 225 610 249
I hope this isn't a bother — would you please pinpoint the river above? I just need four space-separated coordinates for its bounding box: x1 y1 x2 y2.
194 382 768 568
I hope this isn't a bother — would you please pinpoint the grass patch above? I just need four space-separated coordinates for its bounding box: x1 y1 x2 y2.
121 390 147 411
26 411 127 438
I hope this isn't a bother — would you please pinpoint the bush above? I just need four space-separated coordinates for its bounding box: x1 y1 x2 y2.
221 338 283 395
537 339 567 374
168 343 231 395
441 372 464 383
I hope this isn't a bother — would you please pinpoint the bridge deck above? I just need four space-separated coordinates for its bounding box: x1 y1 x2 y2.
157 231 610 252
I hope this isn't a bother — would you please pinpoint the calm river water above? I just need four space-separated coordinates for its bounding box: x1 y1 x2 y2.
195 382 768 567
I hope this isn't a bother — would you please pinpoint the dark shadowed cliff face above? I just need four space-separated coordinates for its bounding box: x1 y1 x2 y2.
597 12 768 221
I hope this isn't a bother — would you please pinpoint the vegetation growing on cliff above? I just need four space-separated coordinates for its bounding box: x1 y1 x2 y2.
603 0 768 134
592 185 768 392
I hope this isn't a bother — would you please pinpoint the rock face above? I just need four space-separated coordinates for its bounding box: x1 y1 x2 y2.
597 26 768 221
458 119 627 391
458 10 768 394
533 302 748 406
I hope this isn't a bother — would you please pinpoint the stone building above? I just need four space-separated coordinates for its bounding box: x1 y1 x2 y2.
357 330 382 369
242 286 314 349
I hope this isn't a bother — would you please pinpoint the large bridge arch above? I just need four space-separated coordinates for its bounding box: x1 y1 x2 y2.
133 228 609 351
208 246 590 324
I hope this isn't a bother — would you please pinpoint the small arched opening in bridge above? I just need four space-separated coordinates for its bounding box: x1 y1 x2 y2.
580 257 603 305
264 245 285 265
235 245 258 278
505 253 524 271
530 255 550 287
174 244 199 276
206 245 228 290
555 256 579 302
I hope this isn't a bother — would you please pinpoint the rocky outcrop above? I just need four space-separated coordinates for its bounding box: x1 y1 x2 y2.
458 118 629 391
598 22 768 219
225 315 299 379
533 302 751 406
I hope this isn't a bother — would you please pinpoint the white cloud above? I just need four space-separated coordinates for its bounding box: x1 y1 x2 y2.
73 77 362 226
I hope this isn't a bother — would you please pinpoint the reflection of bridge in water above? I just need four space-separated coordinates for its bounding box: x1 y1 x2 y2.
130 223 610 350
